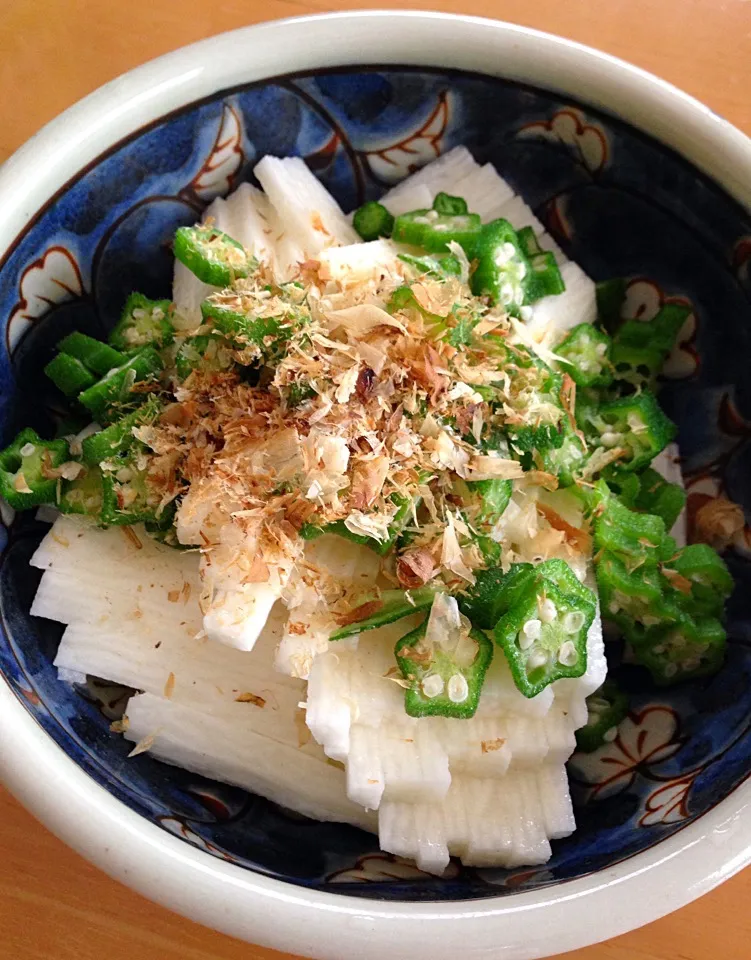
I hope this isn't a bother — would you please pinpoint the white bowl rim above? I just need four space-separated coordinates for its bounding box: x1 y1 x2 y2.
1 11 751 960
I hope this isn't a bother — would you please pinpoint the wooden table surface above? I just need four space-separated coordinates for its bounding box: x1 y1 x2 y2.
1 1 750 958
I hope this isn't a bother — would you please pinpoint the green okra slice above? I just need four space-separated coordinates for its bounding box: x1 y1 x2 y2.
556 322 613 388
432 192 469 216
592 490 668 567
173 334 234 382
58 465 104 518
0 428 70 510
493 578 594 698
575 680 629 753
44 353 97 397
398 252 463 279
352 201 395 241
330 587 437 641
395 619 493 719
663 543 734 618
633 616 726 686
470 218 528 310
81 398 162 466
593 392 676 472
392 208 482 257
633 467 686 530
78 347 163 423
58 332 126 376
173 225 256 286
459 563 537 631
109 294 175 351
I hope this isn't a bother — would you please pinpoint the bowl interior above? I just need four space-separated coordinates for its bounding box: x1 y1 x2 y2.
1 66 751 901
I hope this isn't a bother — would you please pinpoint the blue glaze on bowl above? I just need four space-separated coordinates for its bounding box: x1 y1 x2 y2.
1 67 750 900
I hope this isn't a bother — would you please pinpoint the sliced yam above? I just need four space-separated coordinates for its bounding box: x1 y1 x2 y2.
448 163 515 223
31 570 202 633
53 611 304 719
438 716 513 779
254 156 358 259
218 182 277 265
379 146 479 208
124 693 375 832
317 239 403 286
529 261 597 341
378 768 565 874
307 616 578 809
275 614 335 680
474 653 554 719
203 575 287 652
31 518 197 581
276 535 381 679
536 764 576 839
377 720 450 805
346 725 386 810
57 667 86 685
378 794 448 875
378 183 433 217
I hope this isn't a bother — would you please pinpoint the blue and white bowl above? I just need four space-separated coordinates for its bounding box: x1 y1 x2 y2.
1 12 750 960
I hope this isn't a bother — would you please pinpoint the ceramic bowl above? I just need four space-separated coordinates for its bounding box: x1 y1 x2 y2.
1 12 751 960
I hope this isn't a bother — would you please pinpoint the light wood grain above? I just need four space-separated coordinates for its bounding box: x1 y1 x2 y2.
1 1 750 958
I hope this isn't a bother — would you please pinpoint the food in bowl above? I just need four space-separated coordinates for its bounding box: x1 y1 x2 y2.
4 145 735 875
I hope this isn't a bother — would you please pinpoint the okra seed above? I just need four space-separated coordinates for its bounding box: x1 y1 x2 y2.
527 649 549 670
562 610 585 634
421 674 444 698
558 640 578 667
595 343 608 357
663 663 678 678
600 431 621 448
519 618 542 649
627 412 646 432
19 443 36 457
603 726 618 743
539 598 557 623
447 673 469 703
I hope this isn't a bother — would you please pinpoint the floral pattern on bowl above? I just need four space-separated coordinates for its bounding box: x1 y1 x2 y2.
0 67 750 901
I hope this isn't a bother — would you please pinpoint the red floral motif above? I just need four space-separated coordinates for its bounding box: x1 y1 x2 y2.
569 705 683 802
503 867 554 888
620 278 699 380
305 131 341 174
640 775 694 826
183 103 245 203
545 194 574 244
158 816 238 861
328 852 460 883
360 91 452 184
518 107 608 174
7 245 83 352
16 681 41 707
